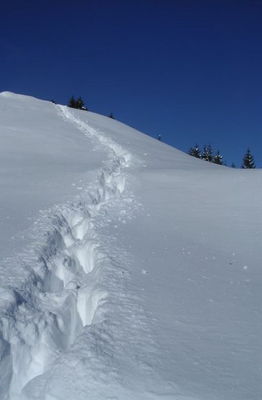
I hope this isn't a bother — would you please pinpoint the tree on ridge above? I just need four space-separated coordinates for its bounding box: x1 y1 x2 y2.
242 149 256 169
188 144 201 158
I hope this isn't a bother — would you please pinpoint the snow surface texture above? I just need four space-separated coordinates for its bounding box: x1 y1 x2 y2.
0 92 261 400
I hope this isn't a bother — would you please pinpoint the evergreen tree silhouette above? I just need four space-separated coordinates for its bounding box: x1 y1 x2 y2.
213 151 223 165
201 145 213 162
242 149 256 169
76 97 85 110
68 96 77 108
188 144 201 158
68 96 87 110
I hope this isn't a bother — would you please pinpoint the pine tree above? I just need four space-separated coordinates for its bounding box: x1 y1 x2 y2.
188 144 201 158
213 151 223 165
108 113 115 119
201 145 213 162
231 163 236 168
68 96 77 108
68 96 87 110
242 149 256 169
76 97 85 110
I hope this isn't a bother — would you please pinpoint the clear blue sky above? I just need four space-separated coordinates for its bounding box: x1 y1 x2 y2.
1 0 262 167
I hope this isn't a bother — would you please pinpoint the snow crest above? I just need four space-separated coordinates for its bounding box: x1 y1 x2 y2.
0 106 134 399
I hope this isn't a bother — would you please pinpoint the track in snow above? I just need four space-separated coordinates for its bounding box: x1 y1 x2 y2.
0 106 136 400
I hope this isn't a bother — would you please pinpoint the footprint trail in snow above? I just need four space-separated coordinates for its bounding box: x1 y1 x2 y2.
0 105 140 400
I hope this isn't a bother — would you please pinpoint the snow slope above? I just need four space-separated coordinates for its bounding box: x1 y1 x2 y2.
0 92 261 400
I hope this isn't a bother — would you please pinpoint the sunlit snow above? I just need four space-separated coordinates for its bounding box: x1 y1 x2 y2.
0 92 261 400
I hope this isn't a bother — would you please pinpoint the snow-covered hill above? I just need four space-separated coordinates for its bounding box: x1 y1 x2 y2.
0 92 261 400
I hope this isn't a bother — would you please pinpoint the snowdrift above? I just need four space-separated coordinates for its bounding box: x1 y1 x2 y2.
0 92 261 400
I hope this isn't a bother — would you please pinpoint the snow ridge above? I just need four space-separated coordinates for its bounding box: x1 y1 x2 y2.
0 106 135 399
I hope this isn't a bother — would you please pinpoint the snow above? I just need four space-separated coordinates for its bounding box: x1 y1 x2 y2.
0 92 261 400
